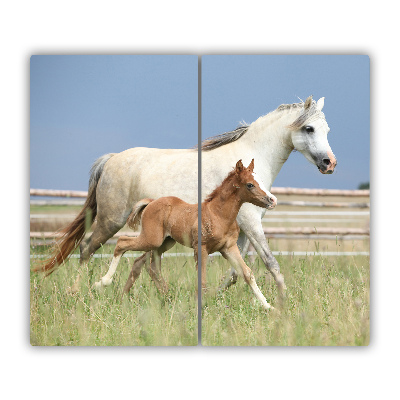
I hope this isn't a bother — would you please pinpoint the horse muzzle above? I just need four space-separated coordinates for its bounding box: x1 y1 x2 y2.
318 151 337 174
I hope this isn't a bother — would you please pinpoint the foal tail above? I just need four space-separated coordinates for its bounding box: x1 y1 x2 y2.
126 198 154 231
32 153 116 276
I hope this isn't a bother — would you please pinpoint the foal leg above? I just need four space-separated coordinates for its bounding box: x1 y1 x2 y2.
194 245 208 290
123 238 176 295
223 207 286 301
94 233 163 289
221 245 273 311
122 253 148 294
218 231 248 290
145 238 176 294
201 247 209 290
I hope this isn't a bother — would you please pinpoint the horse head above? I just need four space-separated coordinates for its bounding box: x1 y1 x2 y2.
289 96 337 174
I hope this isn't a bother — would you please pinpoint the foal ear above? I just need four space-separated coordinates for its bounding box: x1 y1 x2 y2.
247 158 255 172
304 95 313 110
235 159 244 173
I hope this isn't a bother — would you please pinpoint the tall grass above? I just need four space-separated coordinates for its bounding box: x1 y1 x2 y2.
30 244 198 346
202 254 369 346
31 197 369 346
30 245 369 346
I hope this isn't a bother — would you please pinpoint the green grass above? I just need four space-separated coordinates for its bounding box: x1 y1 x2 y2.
31 246 369 346
30 200 369 346
30 204 84 214
30 243 198 346
202 254 369 346
31 244 369 346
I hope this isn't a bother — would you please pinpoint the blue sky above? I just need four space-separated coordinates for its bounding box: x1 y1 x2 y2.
202 55 370 189
30 55 369 191
30 55 198 190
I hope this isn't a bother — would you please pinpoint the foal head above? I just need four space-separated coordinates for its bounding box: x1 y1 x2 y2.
233 159 277 209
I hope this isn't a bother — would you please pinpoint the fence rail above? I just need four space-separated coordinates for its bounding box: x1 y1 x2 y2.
30 187 370 198
30 188 370 208
30 251 370 259
277 201 369 208
30 199 370 208
268 187 369 197
30 187 370 245
30 227 369 240
30 188 88 198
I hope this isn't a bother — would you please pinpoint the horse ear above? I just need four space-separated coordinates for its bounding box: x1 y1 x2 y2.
304 95 313 110
235 159 244 173
248 158 255 171
316 97 325 110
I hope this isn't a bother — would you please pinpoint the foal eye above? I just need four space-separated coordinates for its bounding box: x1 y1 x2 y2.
305 126 314 133
247 183 255 189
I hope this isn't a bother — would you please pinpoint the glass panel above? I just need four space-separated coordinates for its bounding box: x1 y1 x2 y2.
201 55 369 346
30 55 199 346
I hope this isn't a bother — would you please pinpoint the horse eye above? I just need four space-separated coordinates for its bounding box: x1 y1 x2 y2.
305 126 314 133
247 183 255 189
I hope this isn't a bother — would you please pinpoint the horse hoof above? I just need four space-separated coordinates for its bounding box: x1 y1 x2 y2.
93 281 103 289
262 304 278 313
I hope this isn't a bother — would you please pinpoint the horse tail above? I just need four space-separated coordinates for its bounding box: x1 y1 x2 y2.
32 153 116 276
126 198 154 231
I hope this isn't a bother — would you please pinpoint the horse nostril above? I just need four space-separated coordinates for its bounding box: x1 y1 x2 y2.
323 158 331 166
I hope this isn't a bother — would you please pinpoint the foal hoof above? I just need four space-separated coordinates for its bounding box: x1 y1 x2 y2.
93 278 113 289
66 285 79 294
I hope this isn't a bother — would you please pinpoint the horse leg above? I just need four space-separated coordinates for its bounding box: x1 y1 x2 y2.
220 209 286 302
247 242 257 264
69 219 123 292
249 228 285 290
221 245 273 310
241 221 286 303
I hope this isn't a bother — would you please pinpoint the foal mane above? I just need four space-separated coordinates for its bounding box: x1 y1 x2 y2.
204 169 238 203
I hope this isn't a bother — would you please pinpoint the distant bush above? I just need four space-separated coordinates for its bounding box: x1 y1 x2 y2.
358 182 370 190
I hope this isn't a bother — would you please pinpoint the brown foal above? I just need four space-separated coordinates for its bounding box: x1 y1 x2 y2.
94 159 277 310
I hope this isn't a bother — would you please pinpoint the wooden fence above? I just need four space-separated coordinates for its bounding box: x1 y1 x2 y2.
30 188 370 209
30 187 370 198
30 187 370 241
30 227 370 240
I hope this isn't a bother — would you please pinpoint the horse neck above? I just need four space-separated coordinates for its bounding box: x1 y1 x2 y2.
206 176 244 224
240 109 298 185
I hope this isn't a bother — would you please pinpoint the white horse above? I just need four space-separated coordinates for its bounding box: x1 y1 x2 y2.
35 95 336 297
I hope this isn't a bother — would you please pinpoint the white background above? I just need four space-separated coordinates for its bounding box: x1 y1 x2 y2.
1 1 397 399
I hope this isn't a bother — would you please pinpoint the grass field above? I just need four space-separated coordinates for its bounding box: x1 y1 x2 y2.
30 195 369 346
30 243 198 346
202 253 369 346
